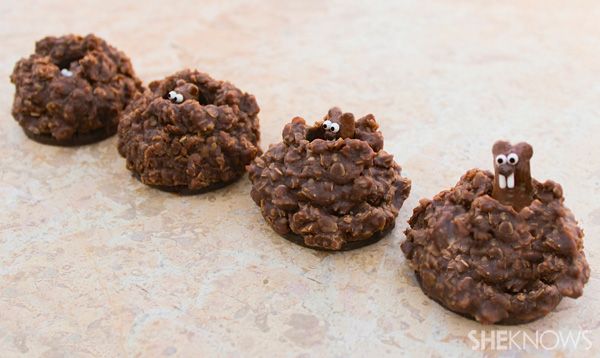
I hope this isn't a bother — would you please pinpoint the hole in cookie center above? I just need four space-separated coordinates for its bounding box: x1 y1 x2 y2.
197 90 213 106
306 130 323 142
306 125 337 142
54 56 83 71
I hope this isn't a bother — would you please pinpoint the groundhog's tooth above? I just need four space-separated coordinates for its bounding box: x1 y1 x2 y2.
498 174 507 189
507 173 515 189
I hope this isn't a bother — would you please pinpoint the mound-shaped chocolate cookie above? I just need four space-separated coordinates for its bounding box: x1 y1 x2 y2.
401 169 590 324
10 34 142 145
248 108 411 251
118 69 261 194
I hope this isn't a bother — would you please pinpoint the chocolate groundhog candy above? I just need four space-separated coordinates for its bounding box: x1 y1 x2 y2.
118 69 261 194
402 141 590 324
10 34 142 146
248 107 411 251
491 141 534 211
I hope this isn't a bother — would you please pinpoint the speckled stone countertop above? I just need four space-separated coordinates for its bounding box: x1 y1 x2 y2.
1 1 599 357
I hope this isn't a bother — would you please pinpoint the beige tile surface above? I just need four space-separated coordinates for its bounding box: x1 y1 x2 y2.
1 1 599 356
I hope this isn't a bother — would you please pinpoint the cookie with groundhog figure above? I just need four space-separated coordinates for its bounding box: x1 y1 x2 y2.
401 140 590 324
117 69 261 194
249 107 411 251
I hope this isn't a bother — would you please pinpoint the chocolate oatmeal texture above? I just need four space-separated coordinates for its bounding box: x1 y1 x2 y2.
248 108 411 250
118 69 260 192
401 169 590 324
10 34 142 144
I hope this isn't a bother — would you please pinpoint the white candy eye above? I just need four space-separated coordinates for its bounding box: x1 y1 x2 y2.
507 153 519 165
60 68 73 77
495 154 507 165
168 91 183 103
322 120 332 130
330 123 340 133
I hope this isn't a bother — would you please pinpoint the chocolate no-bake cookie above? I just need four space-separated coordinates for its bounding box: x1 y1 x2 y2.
118 69 261 194
10 34 142 145
402 141 589 324
248 108 411 251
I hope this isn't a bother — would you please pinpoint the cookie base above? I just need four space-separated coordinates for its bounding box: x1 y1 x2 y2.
279 225 393 252
414 273 544 325
133 173 241 195
22 126 117 146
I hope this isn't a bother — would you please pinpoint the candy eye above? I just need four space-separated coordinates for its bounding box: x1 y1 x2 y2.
322 120 332 130
496 154 507 165
507 153 519 165
168 91 183 103
60 68 73 77
330 123 340 133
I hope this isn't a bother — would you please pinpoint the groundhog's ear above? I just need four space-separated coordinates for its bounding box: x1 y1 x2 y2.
291 116 306 125
187 84 199 96
148 80 160 92
339 113 355 138
515 142 533 160
492 140 511 155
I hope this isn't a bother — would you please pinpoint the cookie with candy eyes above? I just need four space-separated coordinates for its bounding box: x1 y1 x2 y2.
401 140 589 325
118 69 261 194
9 34 143 146
248 107 411 251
